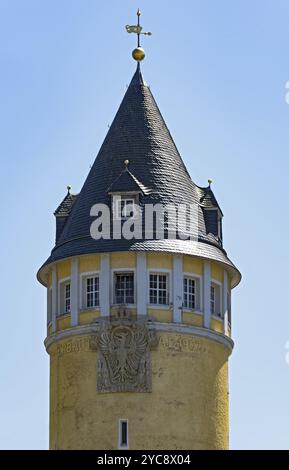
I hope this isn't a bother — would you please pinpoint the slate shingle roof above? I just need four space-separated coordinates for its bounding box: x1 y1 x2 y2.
38 64 241 287
54 192 78 217
107 168 151 195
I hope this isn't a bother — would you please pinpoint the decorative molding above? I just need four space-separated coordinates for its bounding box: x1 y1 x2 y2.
90 312 158 393
44 319 234 354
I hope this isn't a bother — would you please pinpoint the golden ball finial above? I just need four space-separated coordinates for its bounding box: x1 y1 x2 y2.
124 159 129 167
132 47 145 61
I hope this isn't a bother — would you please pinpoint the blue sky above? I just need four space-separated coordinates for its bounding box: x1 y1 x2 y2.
0 0 289 450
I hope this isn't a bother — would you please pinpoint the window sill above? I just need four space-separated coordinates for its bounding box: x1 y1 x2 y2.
211 314 224 322
182 309 203 316
148 304 170 310
112 304 136 308
57 312 71 318
80 307 100 312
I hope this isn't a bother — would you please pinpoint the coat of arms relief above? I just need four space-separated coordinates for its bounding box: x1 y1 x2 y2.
90 311 158 393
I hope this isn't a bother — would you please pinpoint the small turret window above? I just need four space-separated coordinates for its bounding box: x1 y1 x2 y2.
64 283 71 313
114 272 135 304
183 277 201 311
58 279 71 315
113 195 137 220
47 288 52 325
86 276 99 308
204 209 223 241
149 273 169 305
211 282 222 317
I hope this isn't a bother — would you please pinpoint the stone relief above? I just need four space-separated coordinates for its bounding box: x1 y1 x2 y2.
90 311 158 393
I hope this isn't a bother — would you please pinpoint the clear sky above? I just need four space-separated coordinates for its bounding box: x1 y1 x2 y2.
0 0 289 450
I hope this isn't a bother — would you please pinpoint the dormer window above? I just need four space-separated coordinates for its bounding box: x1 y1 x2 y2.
111 194 139 221
204 208 223 241
114 195 137 220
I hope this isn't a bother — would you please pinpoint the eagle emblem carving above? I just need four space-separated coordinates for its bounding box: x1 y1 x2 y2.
91 313 158 393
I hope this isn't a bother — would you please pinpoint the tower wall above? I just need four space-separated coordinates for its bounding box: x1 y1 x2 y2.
48 331 230 450
43 252 233 450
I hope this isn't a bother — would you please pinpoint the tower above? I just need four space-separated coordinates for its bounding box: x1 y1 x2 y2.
37 11 241 450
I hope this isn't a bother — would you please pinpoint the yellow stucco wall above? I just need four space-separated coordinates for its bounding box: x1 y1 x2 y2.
211 262 223 283
57 315 71 331
57 261 71 281
211 318 224 334
111 252 136 269
147 253 172 270
48 332 229 450
182 312 203 327
148 308 172 323
183 256 203 275
79 310 100 325
79 255 100 273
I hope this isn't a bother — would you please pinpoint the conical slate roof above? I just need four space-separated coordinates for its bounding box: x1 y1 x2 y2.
39 64 241 286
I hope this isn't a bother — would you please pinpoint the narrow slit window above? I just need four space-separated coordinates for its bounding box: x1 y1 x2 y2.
65 283 71 313
210 284 215 315
119 420 128 449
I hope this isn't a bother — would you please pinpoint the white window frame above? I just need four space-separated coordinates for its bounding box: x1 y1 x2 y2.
112 269 136 306
211 279 223 319
148 269 171 307
112 194 138 220
118 419 129 449
80 271 100 310
58 277 71 316
183 273 202 312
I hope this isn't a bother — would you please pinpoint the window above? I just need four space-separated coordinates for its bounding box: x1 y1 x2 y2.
58 280 71 315
227 290 232 326
86 276 99 308
114 196 136 220
210 285 215 315
149 273 169 305
184 277 196 309
64 283 71 313
119 419 128 449
47 288 52 324
204 209 223 241
211 282 222 317
114 273 134 304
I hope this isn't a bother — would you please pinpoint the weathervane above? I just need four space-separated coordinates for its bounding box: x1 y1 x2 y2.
126 9 152 61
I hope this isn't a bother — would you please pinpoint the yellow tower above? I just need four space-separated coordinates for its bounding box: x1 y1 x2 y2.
37 11 241 450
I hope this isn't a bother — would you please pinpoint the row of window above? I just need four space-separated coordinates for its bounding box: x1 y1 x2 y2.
53 272 223 318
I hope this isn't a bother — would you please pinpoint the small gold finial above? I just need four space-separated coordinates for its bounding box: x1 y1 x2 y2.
126 9 152 61
132 47 145 61
124 159 129 167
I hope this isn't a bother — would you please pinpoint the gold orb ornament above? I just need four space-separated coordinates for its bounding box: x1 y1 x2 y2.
132 47 145 61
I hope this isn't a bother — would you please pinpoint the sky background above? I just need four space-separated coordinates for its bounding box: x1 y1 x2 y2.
0 0 289 450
